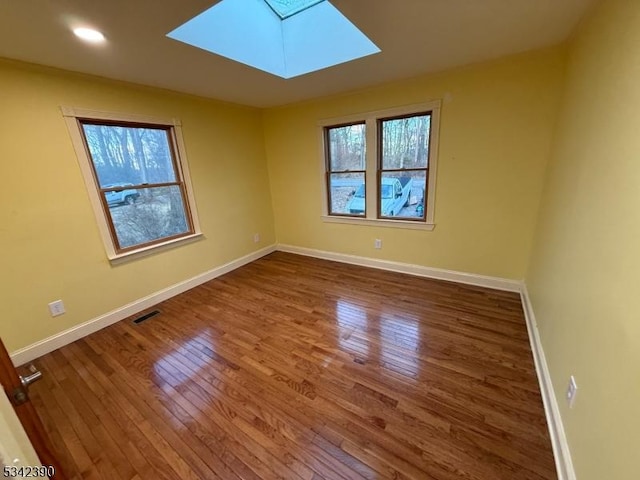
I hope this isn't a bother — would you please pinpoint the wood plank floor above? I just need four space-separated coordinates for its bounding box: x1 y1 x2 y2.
28 252 557 480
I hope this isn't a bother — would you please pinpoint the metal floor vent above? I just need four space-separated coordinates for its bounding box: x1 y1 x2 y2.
133 310 161 324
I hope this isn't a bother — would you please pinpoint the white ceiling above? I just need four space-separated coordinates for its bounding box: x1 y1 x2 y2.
0 0 596 108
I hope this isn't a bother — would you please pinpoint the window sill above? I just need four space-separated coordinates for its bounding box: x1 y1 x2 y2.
321 216 435 231
108 232 204 265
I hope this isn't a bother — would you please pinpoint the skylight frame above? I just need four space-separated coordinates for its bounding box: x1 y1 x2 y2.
167 0 381 79
263 0 325 19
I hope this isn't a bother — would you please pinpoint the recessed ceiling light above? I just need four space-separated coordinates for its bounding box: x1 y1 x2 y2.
73 27 105 43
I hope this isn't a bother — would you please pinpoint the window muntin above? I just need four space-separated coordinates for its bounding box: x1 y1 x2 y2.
325 122 366 217
378 112 431 220
321 103 439 228
78 119 195 253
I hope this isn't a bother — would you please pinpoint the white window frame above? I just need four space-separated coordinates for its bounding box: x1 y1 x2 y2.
319 101 440 231
62 107 202 262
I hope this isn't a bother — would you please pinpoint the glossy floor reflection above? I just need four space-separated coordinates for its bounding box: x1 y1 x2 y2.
29 252 557 480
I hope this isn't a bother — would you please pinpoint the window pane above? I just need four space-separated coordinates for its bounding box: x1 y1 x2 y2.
264 0 324 18
327 124 366 172
106 185 190 249
82 124 177 187
380 114 430 170
329 173 365 216
379 171 427 219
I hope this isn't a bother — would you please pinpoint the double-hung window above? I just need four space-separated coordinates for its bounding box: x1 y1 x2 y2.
63 108 201 260
321 101 440 229
325 122 366 217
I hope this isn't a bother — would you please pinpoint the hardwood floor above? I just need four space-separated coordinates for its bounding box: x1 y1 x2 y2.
28 252 557 480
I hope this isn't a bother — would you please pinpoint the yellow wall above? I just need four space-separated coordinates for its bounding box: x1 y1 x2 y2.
0 60 275 352
526 0 640 478
1 5 632 475
263 48 565 279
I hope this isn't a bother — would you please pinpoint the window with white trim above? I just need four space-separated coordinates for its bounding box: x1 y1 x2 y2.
321 101 440 229
63 108 201 260
325 122 366 217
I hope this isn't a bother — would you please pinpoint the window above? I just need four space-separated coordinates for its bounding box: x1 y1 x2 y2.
378 113 430 220
321 102 440 229
63 108 201 260
325 122 366 216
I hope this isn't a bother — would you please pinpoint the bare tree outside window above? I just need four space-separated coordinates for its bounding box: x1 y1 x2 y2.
321 101 440 227
378 113 431 220
325 122 366 216
80 121 194 252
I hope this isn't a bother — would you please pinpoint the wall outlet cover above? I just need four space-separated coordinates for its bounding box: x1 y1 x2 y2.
48 300 66 317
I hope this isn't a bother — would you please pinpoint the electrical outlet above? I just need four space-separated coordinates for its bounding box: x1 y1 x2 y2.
253 233 260 243
374 239 382 249
566 375 578 408
48 300 65 317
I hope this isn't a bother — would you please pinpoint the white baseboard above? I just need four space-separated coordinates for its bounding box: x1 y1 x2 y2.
520 284 575 480
276 244 522 292
10 245 277 366
278 243 573 479
10 241 572 480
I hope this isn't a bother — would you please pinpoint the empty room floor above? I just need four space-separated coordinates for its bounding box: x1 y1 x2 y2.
29 252 556 480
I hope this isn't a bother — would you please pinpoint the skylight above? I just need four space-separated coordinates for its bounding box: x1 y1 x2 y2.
167 0 380 79
264 0 325 19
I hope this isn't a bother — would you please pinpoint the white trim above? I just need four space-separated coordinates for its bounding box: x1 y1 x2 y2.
521 284 576 480
276 244 521 292
171 116 201 236
318 100 441 226
63 112 117 257
424 105 440 225
109 232 204 264
10 245 276 366
9 238 573 480
60 106 201 261
317 101 442 127
321 215 435 231
61 106 180 127
276 243 573 479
